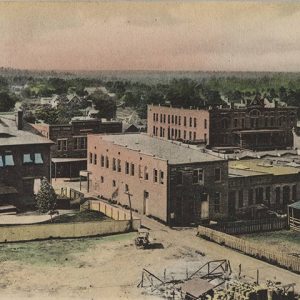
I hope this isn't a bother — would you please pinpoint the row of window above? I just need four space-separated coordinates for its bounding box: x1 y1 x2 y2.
57 136 87 151
152 126 207 141
230 184 297 208
89 153 165 184
153 113 207 129
176 168 221 184
0 152 44 167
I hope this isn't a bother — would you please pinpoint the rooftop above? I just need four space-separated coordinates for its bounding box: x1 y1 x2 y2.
99 133 223 164
229 159 300 176
0 113 53 147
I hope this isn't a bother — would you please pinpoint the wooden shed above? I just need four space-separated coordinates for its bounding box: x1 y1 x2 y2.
288 201 300 232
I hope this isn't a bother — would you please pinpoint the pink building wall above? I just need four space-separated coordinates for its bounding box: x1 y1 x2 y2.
147 104 210 144
87 134 169 222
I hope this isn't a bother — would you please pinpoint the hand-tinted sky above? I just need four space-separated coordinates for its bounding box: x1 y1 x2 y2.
1 1 299 71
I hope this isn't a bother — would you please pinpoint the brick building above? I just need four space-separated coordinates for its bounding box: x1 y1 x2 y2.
148 99 297 151
209 98 297 150
33 117 122 178
87 133 228 225
228 159 300 217
0 112 53 207
147 104 209 144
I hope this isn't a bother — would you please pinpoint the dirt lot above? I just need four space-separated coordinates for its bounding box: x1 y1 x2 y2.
0 217 299 300
238 230 300 256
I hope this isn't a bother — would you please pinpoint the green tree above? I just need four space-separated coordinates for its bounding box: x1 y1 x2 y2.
0 91 16 112
89 91 116 119
36 177 57 213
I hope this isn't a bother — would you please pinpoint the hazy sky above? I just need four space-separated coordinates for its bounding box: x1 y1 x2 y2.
1 1 300 72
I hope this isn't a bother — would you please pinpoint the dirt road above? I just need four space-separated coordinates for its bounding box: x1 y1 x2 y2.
0 215 299 300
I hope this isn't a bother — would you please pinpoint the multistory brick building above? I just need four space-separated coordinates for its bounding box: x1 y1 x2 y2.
228 159 300 217
87 133 228 225
0 111 53 207
33 117 122 178
148 99 297 151
147 104 209 144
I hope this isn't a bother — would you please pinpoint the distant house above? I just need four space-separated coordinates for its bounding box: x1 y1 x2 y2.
122 121 147 133
0 111 54 208
40 97 53 106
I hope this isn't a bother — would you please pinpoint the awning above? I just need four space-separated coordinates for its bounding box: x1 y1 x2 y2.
181 278 214 298
0 185 18 195
289 201 300 210
52 158 87 164
234 129 285 134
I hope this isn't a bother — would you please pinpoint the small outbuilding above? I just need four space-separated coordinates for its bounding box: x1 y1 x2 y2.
288 201 300 232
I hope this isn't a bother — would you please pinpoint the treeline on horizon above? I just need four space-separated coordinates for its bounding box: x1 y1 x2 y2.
0 69 300 121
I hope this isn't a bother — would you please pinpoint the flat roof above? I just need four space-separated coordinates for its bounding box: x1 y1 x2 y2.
52 158 87 163
229 159 300 176
0 114 54 146
99 134 224 164
229 168 266 178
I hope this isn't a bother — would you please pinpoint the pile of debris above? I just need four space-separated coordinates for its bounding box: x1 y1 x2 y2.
209 280 297 300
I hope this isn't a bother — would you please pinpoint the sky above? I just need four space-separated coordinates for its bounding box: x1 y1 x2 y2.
0 1 300 72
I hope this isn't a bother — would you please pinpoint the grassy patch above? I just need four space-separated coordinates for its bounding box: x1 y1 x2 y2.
239 230 300 254
46 210 108 223
0 232 135 266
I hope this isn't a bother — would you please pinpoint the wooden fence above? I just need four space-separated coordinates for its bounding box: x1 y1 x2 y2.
208 218 288 235
289 216 300 233
198 226 300 274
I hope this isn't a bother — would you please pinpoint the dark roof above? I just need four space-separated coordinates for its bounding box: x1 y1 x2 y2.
0 113 54 146
100 133 224 164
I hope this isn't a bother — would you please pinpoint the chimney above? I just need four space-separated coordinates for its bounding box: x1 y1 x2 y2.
16 110 23 130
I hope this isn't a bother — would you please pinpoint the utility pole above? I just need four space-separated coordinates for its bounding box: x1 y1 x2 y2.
125 190 133 231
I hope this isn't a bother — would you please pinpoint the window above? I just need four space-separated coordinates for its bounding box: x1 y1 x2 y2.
266 186 271 204
101 155 105 167
214 192 221 213
248 189 253 206
34 153 43 164
101 176 104 183
177 171 183 185
189 131 192 140
105 156 109 168
117 159 121 172
275 187 281 204
144 166 149 180
194 118 197 128
112 158 117 171
74 136 87 150
184 130 186 140
175 115 177 125
168 115 170 124
93 154 97 165
204 134 207 142
241 119 245 128
214 168 221 181
234 119 238 128
160 171 164 184
153 126 156 135
192 169 203 184
238 190 243 208
178 116 181 125
153 113 155 121
256 187 263 204
189 117 192 127
160 114 162 122
184 116 187 126
89 152 93 164
112 180 116 187
172 115 174 124
125 184 129 192
0 153 15 167
292 185 297 201
23 153 33 164
153 169 158 183
204 119 207 129
125 161 129 174
193 132 196 140
130 163 135 176
163 114 166 123
57 139 67 151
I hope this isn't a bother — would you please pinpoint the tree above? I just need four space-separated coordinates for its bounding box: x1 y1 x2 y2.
0 91 16 112
35 177 57 213
89 91 116 119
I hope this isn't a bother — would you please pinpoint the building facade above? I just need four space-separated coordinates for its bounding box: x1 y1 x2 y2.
87 133 228 225
0 112 53 207
228 159 300 218
147 104 209 144
148 99 297 151
33 117 122 178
